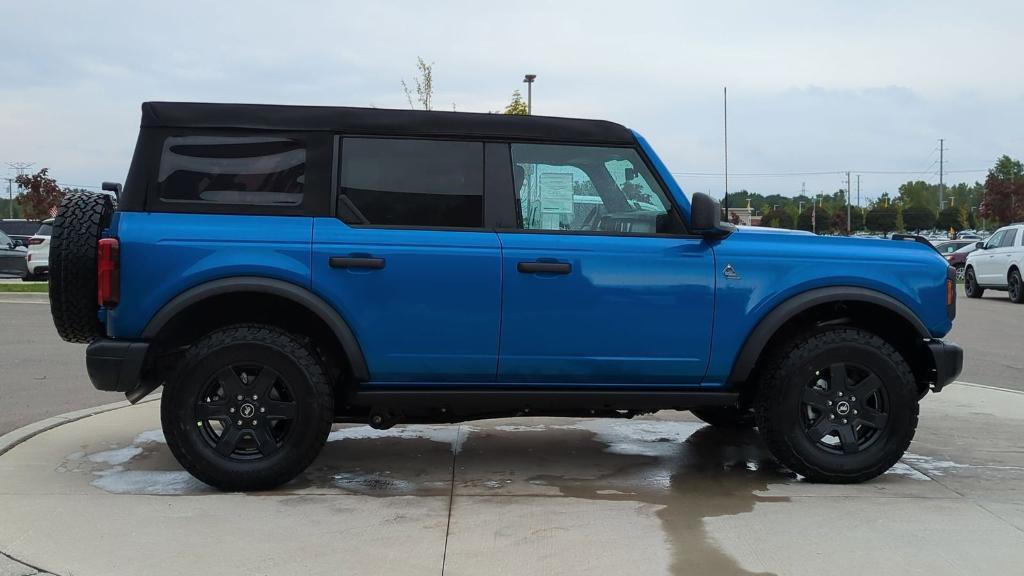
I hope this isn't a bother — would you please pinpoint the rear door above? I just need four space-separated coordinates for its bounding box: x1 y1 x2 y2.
992 227 1019 286
312 137 502 383
495 143 715 385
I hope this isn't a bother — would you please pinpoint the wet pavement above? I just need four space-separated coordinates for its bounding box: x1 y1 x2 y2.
0 382 1022 576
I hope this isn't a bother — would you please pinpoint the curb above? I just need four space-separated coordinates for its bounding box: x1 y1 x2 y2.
0 394 159 458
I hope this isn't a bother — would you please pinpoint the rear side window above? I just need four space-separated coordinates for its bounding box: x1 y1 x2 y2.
338 138 483 228
157 136 306 206
1001 229 1018 248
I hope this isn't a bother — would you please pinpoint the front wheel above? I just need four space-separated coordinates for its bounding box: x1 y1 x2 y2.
964 267 984 298
1009 269 1024 304
161 324 334 491
755 327 918 483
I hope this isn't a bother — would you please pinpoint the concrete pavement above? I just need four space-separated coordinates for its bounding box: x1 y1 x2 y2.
0 382 1022 576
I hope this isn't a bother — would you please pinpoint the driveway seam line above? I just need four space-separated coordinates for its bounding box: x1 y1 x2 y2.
440 424 460 576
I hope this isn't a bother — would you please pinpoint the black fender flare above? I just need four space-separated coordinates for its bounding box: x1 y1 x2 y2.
141 276 369 381
727 286 930 385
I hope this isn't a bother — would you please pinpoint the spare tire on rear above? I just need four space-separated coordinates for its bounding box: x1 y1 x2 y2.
49 191 115 343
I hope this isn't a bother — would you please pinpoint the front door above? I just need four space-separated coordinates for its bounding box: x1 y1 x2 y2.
312 137 501 383
496 143 715 385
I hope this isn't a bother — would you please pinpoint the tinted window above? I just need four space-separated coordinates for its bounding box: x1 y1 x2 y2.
510 144 682 234
1001 229 1018 248
157 136 306 205
339 138 483 228
36 223 52 236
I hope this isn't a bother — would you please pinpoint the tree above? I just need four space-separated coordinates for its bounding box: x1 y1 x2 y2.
14 168 65 220
979 155 1024 226
759 209 794 229
797 206 830 233
901 206 936 231
865 206 900 234
401 57 434 111
504 90 528 115
830 210 849 235
936 206 966 232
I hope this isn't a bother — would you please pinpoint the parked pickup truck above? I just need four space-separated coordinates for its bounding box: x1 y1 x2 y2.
48 102 962 491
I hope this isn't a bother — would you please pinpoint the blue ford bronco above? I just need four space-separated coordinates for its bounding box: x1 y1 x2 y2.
48 102 962 491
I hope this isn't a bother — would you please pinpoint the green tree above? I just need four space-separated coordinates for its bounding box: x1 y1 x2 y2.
901 205 936 231
797 206 830 233
865 206 900 234
898 180 938 213
402 57 434 111
759 209 794 229
504 90 529 115
936 206 966 232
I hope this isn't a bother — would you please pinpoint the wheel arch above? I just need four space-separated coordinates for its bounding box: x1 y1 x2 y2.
133 276 369 401
727 286 931 390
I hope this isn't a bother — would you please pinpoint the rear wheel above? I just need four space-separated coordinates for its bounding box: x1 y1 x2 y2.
964 267 984 298
755 327 918 483
691 406 755 429
1009 269 1024 304
49 192 115 342
161 324 334 491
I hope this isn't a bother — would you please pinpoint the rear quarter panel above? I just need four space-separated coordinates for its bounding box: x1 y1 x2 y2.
704 230 952 385
106 212 313 339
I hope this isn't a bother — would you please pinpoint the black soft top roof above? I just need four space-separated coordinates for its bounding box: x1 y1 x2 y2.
140 101 635 145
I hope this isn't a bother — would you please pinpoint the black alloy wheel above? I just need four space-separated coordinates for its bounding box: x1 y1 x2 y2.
964 267 984 298
800 363 889 455
1009 269 1024 304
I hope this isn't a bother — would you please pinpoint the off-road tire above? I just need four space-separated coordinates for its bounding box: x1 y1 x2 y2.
964 267 984 299
755 327 919 483
691 406 756 429
1009 269 1024 304
161 324 334 491
49 191 115 343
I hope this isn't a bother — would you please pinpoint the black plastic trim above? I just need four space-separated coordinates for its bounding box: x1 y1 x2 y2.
352 388 739 413
728 286 931 385
518 261 571 274
86 339 150 393
329 256 385 269
925 339 963 392
141 276 369 381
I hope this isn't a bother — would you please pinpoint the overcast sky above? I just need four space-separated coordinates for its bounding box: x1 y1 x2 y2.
2 0 1022 203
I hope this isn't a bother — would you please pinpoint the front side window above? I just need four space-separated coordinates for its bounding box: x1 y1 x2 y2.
157 136 306 205
986 230 1006 249
338 138 483 228
510 144 682 234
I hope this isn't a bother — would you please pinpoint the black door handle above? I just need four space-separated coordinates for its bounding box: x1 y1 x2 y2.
517 261 571 274
329 256 385 269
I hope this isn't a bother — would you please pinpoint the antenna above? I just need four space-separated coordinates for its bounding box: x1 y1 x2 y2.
723 87 729 214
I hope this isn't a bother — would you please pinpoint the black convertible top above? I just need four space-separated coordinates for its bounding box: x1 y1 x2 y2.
141 101 635 145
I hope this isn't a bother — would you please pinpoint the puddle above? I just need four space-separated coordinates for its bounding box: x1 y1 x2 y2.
60 417 999 574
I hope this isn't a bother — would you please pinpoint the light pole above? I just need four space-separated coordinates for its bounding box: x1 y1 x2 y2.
523 74 536 115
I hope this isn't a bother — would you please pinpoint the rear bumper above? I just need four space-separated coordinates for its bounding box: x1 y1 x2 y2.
86 339 149 394
926 339 963 392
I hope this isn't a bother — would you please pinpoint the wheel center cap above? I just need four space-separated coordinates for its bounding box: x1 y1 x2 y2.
239 403 256 418
835 401 851 416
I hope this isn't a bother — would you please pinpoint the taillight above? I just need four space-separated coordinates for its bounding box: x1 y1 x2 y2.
97 238 120 307
28 237 44 245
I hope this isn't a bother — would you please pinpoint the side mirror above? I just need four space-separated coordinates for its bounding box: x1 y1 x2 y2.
690 192 735 238
101 181 122 199
976 241 986 249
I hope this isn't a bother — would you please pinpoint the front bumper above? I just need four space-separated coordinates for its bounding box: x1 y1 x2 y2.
926 339 963 392
86 339 149 396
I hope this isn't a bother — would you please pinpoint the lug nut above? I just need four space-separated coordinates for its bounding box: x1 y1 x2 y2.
853 410 859 415
837 391 844 397
237 395 243 401
260 407 266 413
829 414 835 420
237 420 243 426
850 396 857 402
827 401 833 406
229 407 235 413
252 420 258 426
252 395 258 400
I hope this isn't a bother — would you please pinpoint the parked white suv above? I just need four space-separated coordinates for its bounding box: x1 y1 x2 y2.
24 219 53 280
964 223 1024 302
